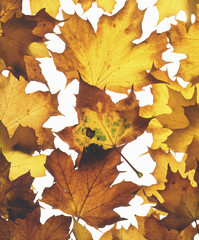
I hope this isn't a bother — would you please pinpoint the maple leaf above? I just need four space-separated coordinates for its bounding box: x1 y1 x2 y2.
0 9 59 79
41 148 140 228
0 152 37 221
30 0 60 18
73 219 93 240
0 121 46 180
168 14 199 85
58 80 150 163
136 211 197 240
0 207 71 239
143 84 196 151
0 72 60 149
99 225 147 240
138 148 189 203
72 0 116 13
155 0 199 31
52 0 167 92
0 0 22 23
151 166 199 231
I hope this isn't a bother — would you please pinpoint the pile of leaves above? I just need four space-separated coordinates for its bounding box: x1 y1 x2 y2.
1 0 199 239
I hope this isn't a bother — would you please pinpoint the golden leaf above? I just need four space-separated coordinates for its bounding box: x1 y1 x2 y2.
52 0 167 92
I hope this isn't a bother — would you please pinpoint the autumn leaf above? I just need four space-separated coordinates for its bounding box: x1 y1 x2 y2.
41 148 140 228
0 152 37 221
0 9 59 79
0 207 71 239
58 80 150 162
155 0 199 31
138 148 189 203
72 0 116 13
0 122 46 180
73 219 93 240
136 211 197 240
143 84 197 151
52 0 167 92
0 0 22 23
151 166 199 231
168 14 199 85
0 72 60 149
100 224 147 240
30 0 60 18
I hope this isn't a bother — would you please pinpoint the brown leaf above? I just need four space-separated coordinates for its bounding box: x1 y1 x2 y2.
136 211 197 240
0 9 59 79
0 207 71 240
58 80 150 164
151 166 199 231
0 152 37 221
52 0 167 92
41 149 140 228
0 72 60 149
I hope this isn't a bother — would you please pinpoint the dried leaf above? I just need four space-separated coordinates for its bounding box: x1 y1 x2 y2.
41 149 140 228
0 73 60 149
58 80 150 162
168 13 199 84
0 0 22 23
52 0 167 92
136 212 197 240
100 225 147 240
0 207 71 239
0 152 37 220
156 0 198 31
151 166 199 231
73 220 93 240
30 0 60 18
0 122 46 180
72 0 116 13
0 9 58 79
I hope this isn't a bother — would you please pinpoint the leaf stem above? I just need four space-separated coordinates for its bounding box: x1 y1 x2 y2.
117 148 143 178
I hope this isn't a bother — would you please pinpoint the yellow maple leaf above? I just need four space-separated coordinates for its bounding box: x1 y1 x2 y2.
156 0 199 30
168 12 199 85
30 0 60 18
0 122 46 180
0 73 60 149
100 225 147 240
52 0 167 92
73 0 116 13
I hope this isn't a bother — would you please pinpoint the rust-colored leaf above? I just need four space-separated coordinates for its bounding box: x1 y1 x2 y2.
41 148 140 228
